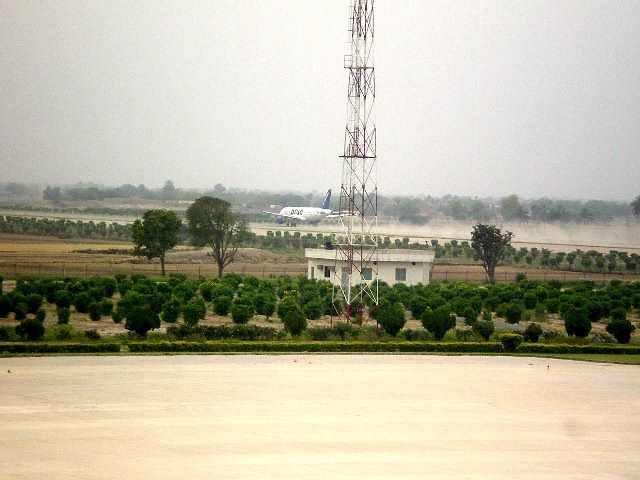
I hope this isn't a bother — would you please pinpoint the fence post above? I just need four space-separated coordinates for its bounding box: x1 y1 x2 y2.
38 264 42 275
85 265 88 275
63 263 66 275
465 271 468 282
445 271 448 281
198 266 201 276
262 266 266 277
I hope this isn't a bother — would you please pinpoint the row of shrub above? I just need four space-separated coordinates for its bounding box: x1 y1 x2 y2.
0 342 120 354
127 341 640 354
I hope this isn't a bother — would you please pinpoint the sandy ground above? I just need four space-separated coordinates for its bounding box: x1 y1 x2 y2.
0 355 639 479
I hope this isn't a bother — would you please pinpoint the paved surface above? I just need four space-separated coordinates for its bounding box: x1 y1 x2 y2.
1 355 639 479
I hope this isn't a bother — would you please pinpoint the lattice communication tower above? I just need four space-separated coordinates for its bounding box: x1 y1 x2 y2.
332 0 378 324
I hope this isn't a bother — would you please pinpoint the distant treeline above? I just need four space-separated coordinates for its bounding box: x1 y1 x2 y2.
0 181 636 224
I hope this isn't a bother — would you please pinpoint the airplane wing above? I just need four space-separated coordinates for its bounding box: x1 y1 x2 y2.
261 211 279 217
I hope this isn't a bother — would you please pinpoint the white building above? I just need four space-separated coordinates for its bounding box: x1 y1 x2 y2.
304 248 435 286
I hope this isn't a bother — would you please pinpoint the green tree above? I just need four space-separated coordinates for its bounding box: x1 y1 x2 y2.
186 196 249 277
124 305 160 337
500 195 525 221
231 297 254 324
631 195 640 218
378 301 406 336
421 305 456 340
470 224 513 283
606 318 636 344
132 209 181 276
562 306 591 338
473 319 495 341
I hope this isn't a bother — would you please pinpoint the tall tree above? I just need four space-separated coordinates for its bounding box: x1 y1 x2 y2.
186 196 249 277
132 209 181 276
470 224 513 283
500 194 526 221
631 196 640 218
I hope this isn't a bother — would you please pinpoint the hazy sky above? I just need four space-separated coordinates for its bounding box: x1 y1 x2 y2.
1 1 639 200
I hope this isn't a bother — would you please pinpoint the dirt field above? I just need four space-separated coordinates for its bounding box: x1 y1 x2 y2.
1 355 639 479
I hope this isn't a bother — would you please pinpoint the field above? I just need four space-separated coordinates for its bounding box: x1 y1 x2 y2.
2 233 639 283
1 355 639 479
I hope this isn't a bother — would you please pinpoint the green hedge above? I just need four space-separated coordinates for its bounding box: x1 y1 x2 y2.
0 342 120 354
515 343 640 355
128 341 505 353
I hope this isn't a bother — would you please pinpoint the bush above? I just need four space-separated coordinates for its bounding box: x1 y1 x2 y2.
182 297 207 326
54 324 73 340
0 295 10 318
378 302 407 337
500 333 523 352
421 305 456 341
54 289 72 308
35 308 46 323
161 297 182 323
14 303 27 320
231 297 255 325
503 302 524 324
303 300 323 320
332 322 356 341
610 307 628 321
213 295 232 316
25 293 44 314
56 307 70 324
199 281 216 302
73 292 93 313
87 302 102 321
473 319 495 341
524 323 543 343
0 325 11 341
15 318 45 341
98 299 113 316
606 318 636 344
124 305 160 337
402 329 433 341
563 306 591 338
99 277 117 297
281 302 307 336
255 293 276 319
84 329 101 340
111 307 124 324
462 306 477 326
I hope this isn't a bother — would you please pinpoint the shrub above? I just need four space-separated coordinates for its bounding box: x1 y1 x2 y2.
462 306 477 326
0 325 12 341
25 293 44 314
84 329 101 340
332 322 355 341
500 333 523 352
14 303 28 320
231 297 255 325
56 307 70 324
303 300 323 320
255 293 276 319
87 302 102 321
124 305 160 337
0 295 11 318
111 307 124 324
402 329 433 341
533 303 547 321
35 308 46 323
409 295 429 319
213 295 233 316
378 302 407 337
503 302 524 324
473 319 495 341
200 281 216 302
182 297 207 325
305 326 335 341
173 282 198 303
54 324 73 340
515 272 527 282
606 318 636 344
99 277 118 297
421 305 456 341
161 297 182 323
54 289 72 308
610 307 628 321
524 322 543 343
563 306 591 338
15 318 45 341
73 292 93 313
282 304 307 336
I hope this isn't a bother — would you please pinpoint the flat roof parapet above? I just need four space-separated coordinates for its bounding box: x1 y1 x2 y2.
304 248 434 263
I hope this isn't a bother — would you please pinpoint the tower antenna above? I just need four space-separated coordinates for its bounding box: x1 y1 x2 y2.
332 0 378 324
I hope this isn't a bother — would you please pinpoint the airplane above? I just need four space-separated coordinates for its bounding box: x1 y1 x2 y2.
262 189 333 226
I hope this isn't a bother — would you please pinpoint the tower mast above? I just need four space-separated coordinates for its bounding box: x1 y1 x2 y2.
332 0 378 324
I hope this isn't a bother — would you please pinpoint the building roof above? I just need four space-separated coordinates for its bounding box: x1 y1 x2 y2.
304 248 434 263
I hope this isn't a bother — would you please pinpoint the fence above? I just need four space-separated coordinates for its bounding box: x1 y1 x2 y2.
0 261 307 279
0 261 638 284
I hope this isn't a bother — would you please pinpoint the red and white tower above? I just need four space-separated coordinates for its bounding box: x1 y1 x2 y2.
332 0 378 323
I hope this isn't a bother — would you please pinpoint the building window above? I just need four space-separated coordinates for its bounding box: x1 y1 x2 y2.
324 266 333 278
362 267 373 280
395 268 407 281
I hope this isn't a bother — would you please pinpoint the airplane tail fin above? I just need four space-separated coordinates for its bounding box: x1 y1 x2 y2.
321 189 331 209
